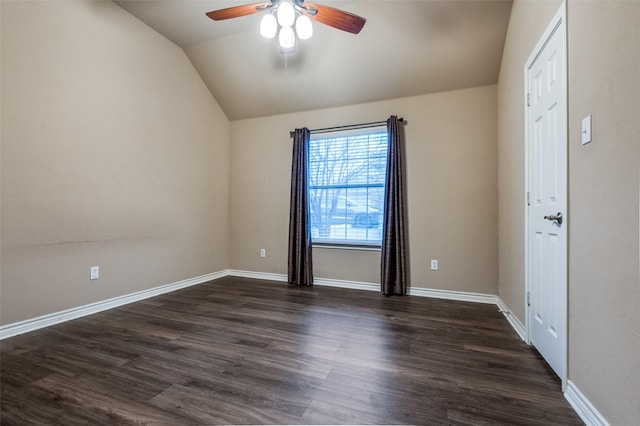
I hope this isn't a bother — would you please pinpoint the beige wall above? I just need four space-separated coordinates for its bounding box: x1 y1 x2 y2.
3 1 637 422
230 85 498 294
498 0 640 423
0 1 230 325
497 0 561 321
567 1 640 424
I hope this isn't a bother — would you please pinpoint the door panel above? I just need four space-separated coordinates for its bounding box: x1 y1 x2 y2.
526 10 567 382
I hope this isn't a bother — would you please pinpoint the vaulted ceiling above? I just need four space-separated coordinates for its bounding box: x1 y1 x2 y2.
115 1 513 120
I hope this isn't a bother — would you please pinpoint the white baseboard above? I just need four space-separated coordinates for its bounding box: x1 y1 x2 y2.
228 270 503 303
1 268 523 346
228 269 507 304
0 270 227 340
408 287 530 343
496 298 527 341
314 277 379 292
227 270 380 292
227 269 288 282
565 380 610 426
409 286 499 305
229 270 525 342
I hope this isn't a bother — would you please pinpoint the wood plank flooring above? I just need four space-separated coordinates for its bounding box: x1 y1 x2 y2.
1 277 582 425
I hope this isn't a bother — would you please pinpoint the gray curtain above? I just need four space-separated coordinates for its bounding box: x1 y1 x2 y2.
288 128 313 286
381 116 407 296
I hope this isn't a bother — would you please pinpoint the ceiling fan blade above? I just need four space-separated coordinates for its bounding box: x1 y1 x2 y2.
206 3 270 21
304 3 366 34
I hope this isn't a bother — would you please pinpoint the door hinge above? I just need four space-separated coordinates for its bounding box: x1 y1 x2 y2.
527 291 531 307
526 93 531 107
527 191 531 206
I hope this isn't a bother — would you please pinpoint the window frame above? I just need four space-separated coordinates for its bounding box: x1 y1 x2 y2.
307 125 388 249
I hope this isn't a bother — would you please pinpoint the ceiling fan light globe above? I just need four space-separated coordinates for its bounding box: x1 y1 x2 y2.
260 13 277 38
276 1 295 28
295 15 313 40
279 26 295 49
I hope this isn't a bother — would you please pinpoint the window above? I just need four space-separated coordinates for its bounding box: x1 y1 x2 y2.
308 126 388 247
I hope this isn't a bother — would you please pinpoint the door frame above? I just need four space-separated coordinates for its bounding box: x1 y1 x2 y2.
523 2 568 389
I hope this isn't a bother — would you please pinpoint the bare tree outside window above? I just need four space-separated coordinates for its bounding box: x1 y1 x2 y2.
308 129 388 245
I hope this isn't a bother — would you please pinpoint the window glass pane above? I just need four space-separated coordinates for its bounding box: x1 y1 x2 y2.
308 127 388 246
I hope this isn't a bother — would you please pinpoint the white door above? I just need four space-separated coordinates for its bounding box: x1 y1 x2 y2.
526 7 567 383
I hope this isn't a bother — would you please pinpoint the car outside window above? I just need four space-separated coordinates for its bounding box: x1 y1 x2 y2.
308 127 388 247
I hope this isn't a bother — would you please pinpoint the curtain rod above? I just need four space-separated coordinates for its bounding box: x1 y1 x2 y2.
289 117 405 138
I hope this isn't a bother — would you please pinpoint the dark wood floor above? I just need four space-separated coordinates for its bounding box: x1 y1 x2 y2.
1 277 582 425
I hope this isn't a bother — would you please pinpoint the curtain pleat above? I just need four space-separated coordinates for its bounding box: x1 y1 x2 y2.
288 128 313 286
381 116 407 296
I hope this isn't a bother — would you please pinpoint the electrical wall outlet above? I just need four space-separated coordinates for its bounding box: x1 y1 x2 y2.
430 260 439 271
260 249 266 258
90 266 100 280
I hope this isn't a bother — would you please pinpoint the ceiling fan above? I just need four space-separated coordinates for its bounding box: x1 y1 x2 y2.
207 0 366 38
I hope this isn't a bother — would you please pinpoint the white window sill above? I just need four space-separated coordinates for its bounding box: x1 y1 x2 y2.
312 243 381 252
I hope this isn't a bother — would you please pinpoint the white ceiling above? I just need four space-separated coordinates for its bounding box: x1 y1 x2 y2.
115 0 513 120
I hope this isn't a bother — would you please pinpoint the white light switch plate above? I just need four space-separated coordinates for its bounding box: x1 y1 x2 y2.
582 114 592 145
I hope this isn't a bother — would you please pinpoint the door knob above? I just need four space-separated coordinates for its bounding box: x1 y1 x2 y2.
544 212 563 226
